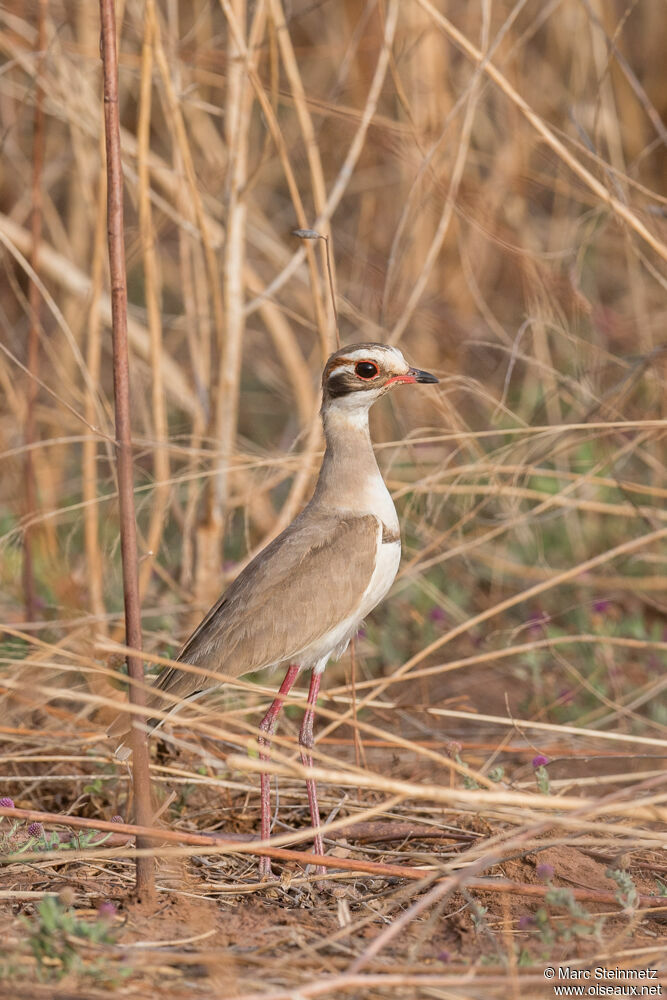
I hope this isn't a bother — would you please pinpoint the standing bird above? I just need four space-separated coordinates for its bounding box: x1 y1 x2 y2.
109 343 438 878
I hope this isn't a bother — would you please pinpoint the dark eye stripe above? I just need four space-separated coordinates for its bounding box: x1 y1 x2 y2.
326 372 356 398
355 361 379 379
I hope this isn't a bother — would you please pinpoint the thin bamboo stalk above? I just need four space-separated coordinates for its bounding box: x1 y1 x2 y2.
200 0 254 598
163 0 205 595
82 137 111 660
150 12 227 601
98 0 154 898
23 0 48 622
137 0 170 603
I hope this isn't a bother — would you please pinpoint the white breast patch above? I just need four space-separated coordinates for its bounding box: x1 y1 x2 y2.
302 519 400 674
358 533 401 621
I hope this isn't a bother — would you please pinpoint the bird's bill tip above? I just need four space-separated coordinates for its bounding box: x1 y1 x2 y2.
408 367 439 384
385 368 439 387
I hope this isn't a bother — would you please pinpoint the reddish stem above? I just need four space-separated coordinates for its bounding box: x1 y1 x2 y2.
1 806 665 911
98 0 154 899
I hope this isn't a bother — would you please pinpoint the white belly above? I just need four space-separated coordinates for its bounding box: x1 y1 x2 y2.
306 527 401 674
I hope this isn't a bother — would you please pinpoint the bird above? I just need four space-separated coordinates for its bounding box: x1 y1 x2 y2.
109 342 438 879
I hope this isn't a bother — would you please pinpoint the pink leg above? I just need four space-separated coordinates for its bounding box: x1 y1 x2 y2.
258 663 299 879
298 670 325 875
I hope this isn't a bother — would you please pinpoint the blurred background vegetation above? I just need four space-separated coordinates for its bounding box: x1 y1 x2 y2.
0 0 665 778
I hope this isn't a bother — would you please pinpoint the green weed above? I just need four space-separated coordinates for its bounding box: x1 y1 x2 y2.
21 896 125 983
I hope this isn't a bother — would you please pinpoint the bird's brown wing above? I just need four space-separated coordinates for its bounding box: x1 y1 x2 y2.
169 510 379 685
108 512 380 738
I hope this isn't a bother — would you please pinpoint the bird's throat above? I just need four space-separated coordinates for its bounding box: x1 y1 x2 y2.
313 403 396 528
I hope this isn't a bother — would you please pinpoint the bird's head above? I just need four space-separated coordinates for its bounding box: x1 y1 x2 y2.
321 342 438 414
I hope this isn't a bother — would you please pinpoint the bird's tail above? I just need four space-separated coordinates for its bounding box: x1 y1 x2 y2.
106 684 164 759
107 671 209 759
106 710 151 761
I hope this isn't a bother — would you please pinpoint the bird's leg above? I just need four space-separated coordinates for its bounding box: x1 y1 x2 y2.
298 669 325 876
257 663 300 879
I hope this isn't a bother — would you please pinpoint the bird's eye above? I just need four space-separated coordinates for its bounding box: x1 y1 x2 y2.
355 361 379 379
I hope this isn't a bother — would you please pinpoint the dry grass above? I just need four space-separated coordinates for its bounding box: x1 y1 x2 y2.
0 0 666 996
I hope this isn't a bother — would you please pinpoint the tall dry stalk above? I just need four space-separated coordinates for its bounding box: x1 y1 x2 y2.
98 0 154 898
22 0 48 622
137 0 170 602
194 0 255 604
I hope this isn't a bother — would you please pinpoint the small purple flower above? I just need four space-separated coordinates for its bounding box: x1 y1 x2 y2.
592 599 611 615
527 609 549 634
111 815 124 824
356 627 366 640
536 863 554 881
429 606 446 624
97 901 117 920
518 914 536 930
532 755 549 769
436 949 451 963
28 822 43 837
0 797 14 809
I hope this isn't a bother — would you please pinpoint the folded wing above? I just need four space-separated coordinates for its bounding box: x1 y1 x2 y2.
108 511 380 738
